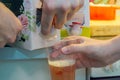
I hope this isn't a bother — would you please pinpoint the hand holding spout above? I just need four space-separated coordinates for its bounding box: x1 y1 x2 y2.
41 0 84 35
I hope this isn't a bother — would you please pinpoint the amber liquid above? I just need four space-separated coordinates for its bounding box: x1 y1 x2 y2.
49 60 75 80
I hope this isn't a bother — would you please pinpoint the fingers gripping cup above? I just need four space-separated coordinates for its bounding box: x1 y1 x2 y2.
48 49 76 80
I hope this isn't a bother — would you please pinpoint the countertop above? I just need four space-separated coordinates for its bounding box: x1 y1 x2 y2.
0 47 86 80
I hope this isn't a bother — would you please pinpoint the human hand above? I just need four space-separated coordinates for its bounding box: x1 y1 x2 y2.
51 36 119 68
0 3 23 47
41 0 84 35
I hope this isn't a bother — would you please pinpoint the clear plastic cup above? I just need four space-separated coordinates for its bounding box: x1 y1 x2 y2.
47 49 76 80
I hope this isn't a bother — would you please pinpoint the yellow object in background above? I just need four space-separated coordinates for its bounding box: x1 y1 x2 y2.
90 16 120 37
93 0 109 4
93 0 116 4
108 0 116 4
60 27 90 39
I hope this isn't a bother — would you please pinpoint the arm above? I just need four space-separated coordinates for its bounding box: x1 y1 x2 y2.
0 2 23 47
51 35 120 68
107 35 120 63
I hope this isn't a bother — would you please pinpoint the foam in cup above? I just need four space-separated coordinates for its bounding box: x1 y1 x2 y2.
48 59 75 67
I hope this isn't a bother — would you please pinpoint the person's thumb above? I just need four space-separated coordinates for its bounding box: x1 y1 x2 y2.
61 44 85 54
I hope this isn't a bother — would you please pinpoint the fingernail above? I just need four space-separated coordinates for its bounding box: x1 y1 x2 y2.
62 47 68 54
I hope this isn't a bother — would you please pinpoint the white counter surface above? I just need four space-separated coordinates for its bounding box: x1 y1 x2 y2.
0 59 86 80
0 47 87 80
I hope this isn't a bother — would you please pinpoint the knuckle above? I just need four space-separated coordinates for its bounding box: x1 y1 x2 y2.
17 24 23 32
44 2 55 12
71 0 84 10
41 28 50 35
60 2 70 13
61 7 68 13
71 5 77 11
60 5 69 13
16 19 23 32
6 35 16 43
47 6 54 12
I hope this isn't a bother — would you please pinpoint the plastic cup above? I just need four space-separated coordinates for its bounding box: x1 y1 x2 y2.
47 49 76 80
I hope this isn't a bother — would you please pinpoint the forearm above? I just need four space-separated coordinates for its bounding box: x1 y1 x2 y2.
108 35 120 63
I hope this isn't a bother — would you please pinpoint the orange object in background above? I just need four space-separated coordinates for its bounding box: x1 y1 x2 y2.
90 5 120 20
